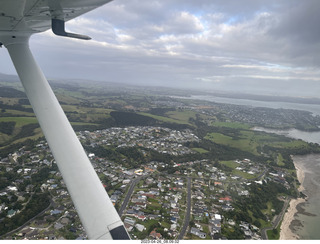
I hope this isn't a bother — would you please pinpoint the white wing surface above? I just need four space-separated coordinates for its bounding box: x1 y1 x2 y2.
0 0 112 33
0 0 130 240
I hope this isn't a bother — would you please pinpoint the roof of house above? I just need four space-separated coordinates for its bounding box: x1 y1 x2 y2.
150 229 162 239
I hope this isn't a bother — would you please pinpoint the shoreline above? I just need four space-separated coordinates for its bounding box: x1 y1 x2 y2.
279 162 306 240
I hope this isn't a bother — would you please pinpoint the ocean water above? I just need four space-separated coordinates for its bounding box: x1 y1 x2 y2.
292 154 320 240
187 95 320 239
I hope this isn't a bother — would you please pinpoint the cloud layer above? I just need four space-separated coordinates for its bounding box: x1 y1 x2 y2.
1 0 320 96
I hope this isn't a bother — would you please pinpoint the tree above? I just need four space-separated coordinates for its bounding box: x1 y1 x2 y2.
272 228 278 235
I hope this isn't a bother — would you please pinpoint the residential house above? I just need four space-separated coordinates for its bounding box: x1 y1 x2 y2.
170 216 177 223
126 209 136 216
209 219 221 227
146 178 154 184
136 214 146 221
211 225 221 235
170 224 177 231
135 224 146 232
124 217 136 226
148 214 160 220
214 214 222 220
7 209 17 218
135 202 147 208
149 229 162 239
54 223 64 230
190 227 206 239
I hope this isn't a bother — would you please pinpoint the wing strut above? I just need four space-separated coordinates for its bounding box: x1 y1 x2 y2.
2 35 129 240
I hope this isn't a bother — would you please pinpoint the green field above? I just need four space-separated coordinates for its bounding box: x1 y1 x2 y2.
61 105 113 114
220 160 239 168
192 147 209 154
138 112 190 125
70 122 98 126
0 117 38 127
267 225 281 240
0 115 100 146
233 170 257 179
205 131 260 155
0 116 42 146
277 153 285 166
212 121 251 130
166 110 197 124
205 124 311 158
61 105 113 123
271 140 309 149
2 109 34 116
220 160 258 179
55 93 83 104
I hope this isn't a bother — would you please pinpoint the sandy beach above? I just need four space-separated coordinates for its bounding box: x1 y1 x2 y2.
279 162 306 240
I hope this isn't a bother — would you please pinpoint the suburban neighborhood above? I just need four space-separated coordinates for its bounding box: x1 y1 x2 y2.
0 124 296 240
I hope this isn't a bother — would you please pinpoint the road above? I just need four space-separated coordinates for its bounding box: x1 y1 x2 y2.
261 197 290 239
178 177 191 240
118 176 143 217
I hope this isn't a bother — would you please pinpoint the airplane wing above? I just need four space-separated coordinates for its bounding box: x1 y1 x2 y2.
0 0 130 240
0 0 112 33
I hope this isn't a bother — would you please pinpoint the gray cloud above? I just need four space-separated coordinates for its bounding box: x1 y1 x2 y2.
1 0 320 97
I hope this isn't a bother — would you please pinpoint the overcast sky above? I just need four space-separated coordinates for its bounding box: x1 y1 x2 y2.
1 0 320 96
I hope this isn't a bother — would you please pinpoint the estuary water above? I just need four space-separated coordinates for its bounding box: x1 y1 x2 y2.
186 94 320 239
189 95 320 116
253 127 320 144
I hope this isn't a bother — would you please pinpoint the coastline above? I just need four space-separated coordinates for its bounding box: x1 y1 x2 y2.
279 162 306 240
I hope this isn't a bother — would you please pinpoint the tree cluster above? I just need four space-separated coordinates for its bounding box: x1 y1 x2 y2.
0 193 50 236
0 122 16 135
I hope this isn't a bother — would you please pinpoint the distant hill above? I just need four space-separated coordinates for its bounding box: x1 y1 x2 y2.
0 86 26 98
0 72 19 82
